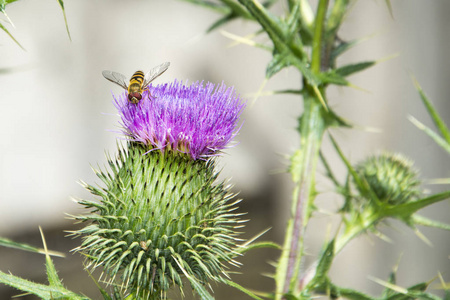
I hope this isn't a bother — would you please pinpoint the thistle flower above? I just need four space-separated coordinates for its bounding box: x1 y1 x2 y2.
114 80 245 160
72 80 246 299
355 153 421 205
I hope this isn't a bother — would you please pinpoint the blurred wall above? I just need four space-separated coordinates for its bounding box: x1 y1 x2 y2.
0 0 449 299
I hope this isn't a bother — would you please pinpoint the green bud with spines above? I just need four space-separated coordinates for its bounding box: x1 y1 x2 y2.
71 143 243 299
355 152 421 205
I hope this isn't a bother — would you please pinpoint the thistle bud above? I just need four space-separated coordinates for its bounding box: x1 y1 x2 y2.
355 153 421 205
72 80 245 298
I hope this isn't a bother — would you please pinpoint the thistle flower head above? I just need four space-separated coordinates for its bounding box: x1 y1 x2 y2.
355 153 421 205
72 79 246 299
114 80 245 160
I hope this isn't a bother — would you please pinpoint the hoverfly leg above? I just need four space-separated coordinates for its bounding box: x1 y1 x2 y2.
145 87 157 101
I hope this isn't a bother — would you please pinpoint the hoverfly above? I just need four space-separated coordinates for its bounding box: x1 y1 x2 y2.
102 61 170 104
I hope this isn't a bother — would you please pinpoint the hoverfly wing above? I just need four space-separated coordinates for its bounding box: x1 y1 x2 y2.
102 70 129 90
142 62 170 87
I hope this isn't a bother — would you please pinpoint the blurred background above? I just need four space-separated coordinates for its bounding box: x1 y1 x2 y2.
0 0 449 299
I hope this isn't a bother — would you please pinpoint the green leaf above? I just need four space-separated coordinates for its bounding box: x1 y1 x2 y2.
409 116 450 155
181 0 230 14
407 282 428 293
0 21 24 50
39 227 65 290
0 1 17 30
207 13 236 32
411 214 450 231
221 0 253 20
274 89 302 95
298 0 314 28
221 278 265 300
329 134 377 200
413 79 450 144
327 0 351 37
288 55 320 85
323 106 352 128
0 0 19 6
331 39 361 60
266 52 290 78
56 0 71 41
184 0 230 14
313 240 334 281
386 190 450 221
266 51 318 85
335 61 376 77
0 270 89 300
383 282 441 300
237 0 314 78
330 284 375 300
285 0 313 47
319 151 341 187
282 293 301 300
204 0 255 32
304 240 335 291
0 227 89 299
0 271 58 299
285 1 301 37
445 290 450 300
181 0 277 32
318 71 349 86
234 0 323 87
0 0 19 14
237 0 287 48
382 268 399 299
0 236 64 257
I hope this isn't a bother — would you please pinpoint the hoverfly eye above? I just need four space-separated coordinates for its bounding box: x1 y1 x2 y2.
127 93 142 104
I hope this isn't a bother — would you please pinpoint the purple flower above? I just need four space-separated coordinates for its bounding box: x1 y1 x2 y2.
114 80 245 160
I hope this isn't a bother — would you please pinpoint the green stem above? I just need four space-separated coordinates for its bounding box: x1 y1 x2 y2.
275 1 331 298
335 213 376 254
311 0 329 73
275 89 326 299
275 1 330 298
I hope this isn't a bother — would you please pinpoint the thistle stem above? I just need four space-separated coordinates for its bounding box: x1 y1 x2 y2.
276 1 330 297
335 214 376 254
311 0 330 73
276 89 326 298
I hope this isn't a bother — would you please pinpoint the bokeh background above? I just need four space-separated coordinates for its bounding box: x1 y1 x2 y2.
0 0 449 299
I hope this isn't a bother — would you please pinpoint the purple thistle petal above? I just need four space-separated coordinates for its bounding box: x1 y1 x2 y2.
113 80 245 160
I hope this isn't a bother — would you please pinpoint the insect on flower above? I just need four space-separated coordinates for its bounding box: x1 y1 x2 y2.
102 61 170 104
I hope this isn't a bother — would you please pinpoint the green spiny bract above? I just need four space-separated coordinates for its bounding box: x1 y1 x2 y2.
72 143 243 298
355 153 421 205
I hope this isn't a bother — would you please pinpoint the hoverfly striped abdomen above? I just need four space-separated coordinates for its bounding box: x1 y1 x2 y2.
129 71 144 93
128 70 145 103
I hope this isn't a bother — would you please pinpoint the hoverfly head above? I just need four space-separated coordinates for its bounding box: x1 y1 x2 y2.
128 92 143 104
